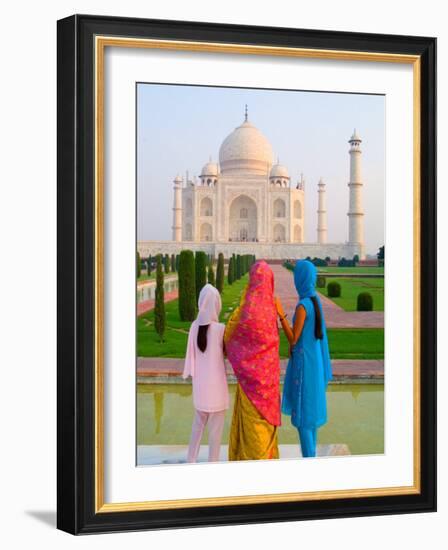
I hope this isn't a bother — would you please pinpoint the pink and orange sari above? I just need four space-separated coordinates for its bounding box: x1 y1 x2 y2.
224 260 281 460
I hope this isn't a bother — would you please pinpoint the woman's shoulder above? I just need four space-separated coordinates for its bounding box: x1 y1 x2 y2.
297 298 312 314
189 320 198 332
211 321 226 331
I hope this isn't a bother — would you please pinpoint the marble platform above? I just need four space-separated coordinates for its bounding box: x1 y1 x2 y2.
137 444 351 465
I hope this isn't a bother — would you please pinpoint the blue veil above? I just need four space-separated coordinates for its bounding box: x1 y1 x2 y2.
282 260 333 429
293 260 332 386
294 259 317 299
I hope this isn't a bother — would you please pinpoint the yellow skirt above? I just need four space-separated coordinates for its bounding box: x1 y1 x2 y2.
228 384 279 461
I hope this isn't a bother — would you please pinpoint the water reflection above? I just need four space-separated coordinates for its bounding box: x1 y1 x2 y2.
137 383 384 455
137 277 179 303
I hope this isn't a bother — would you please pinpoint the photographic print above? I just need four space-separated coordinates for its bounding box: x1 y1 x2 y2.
57 15 435 533
136 84 385 466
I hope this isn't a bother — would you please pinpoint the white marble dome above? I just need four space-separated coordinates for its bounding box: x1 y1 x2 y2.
270 163 290 179
219 119 274 175
200 161 219 176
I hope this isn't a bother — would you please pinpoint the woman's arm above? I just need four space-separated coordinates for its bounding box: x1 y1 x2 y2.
275 297 306 346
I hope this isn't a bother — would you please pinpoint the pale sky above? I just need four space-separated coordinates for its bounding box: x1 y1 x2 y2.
137 83 385 256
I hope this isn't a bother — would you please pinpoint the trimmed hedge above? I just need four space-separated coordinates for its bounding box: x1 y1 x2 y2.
316 275 326 288
228 256 235 285
195 251 207 301
164 253 170 274
236 254 241 280
207 264 215 286
357 292 373 311
137 251 141 278
178 250 196 321
327 281 341 298
216 253 225 293
154 255 165 341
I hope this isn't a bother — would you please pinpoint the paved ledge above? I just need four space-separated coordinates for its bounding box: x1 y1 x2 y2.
137 443 351 465
317 273 384 279
137 357 384 384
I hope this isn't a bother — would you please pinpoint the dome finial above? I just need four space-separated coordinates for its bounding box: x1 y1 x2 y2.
244 104 248 122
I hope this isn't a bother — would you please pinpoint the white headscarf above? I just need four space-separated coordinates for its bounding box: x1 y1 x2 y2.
196 284 221 325
183 284 222 379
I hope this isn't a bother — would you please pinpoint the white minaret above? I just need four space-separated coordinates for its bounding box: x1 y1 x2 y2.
317 177 327 244
347 130 365 254
172 175 183 242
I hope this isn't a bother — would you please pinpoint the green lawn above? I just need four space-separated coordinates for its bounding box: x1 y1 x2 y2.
277 329 383 359
321 277 384 311
137 275 249 357
137 274 384 359
326 328 383 359
318 266 384 275
137 272 156 282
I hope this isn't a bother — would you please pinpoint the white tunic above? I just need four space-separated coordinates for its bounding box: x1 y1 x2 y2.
183 320 230 412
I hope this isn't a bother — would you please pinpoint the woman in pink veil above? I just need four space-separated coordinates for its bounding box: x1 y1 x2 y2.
224 261 281 460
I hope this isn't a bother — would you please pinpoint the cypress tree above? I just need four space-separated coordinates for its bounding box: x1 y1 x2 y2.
147 255 152 276
164 253 170 274
216 253 225 294
236 254 241 280
137 251 141 278
178 250 196 321
228 256 234 285
175 254 180 272
207 264 215 286
171 253 176 272
154 255 165 342
195 251 207 301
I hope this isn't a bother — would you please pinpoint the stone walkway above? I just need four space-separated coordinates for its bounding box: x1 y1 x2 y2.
270 264 384 329
137 357 384 383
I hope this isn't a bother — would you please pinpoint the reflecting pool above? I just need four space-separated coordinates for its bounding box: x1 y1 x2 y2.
137 383 384 455
137 277 179 303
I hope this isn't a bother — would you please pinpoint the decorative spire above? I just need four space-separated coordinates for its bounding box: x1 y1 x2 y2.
349 128 362 143
244 104 248 122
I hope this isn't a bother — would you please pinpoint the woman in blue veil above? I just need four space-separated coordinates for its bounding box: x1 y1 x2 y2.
276 260 332 457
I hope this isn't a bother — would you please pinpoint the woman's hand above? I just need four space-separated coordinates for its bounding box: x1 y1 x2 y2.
275 296 285 319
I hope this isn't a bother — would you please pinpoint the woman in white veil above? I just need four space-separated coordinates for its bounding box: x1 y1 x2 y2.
183 284 229 462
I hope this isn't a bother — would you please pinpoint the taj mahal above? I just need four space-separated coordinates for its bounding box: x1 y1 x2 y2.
138 109 366 260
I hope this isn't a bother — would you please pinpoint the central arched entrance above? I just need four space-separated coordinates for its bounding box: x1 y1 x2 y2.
229 195 257 242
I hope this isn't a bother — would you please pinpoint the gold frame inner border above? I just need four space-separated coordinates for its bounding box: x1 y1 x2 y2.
94 35 421 513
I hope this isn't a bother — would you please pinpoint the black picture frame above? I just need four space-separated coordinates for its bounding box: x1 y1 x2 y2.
57 14 436 535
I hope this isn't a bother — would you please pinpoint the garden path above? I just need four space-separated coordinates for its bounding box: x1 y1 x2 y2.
270 264 384 329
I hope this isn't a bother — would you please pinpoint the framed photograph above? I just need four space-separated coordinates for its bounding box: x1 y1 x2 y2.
57 14 436 534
